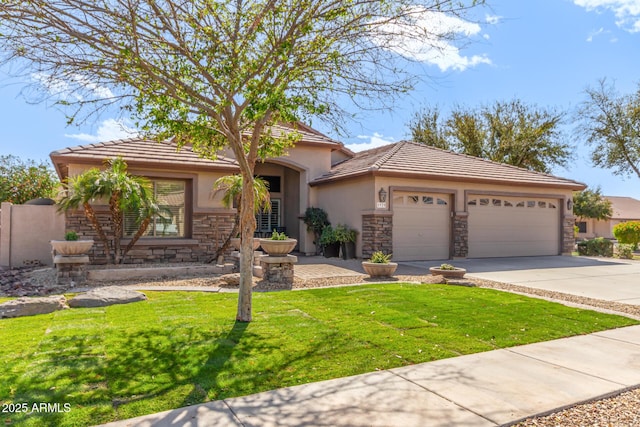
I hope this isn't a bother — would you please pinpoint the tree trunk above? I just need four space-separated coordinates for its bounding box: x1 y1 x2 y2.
83 202 112 264
123 216 151 259
110 194 123 264
209 214 239 263
237 173 256 322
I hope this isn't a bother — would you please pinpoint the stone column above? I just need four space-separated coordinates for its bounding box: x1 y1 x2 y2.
361 212 393 259
453 212 469 258
562 216 576 255
54 255 90 286
256 255 297 291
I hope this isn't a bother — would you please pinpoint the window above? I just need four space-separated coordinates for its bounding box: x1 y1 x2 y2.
437 198 448 205
125 180 186 238
576 221 587 233
423 196 434 204
257 199 281 233
492 199 502 207
468 199 477 206
504 200 513 207
258 175 281 193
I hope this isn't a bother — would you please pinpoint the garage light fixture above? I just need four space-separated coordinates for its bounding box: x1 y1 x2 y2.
567 198 573 211
378 187 387 203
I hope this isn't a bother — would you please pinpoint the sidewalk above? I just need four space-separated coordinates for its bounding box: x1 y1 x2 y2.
98 324 640 427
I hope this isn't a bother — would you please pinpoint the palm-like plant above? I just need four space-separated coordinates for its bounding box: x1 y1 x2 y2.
211 174 271 261
58 157 158 264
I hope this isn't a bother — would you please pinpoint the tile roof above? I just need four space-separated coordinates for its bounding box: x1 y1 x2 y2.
606 196 640 220
310 141 586 190
50 123 352 179
50 138 240 179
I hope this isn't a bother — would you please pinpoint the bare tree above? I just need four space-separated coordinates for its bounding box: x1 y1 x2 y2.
0 0 485 321
578 79 640 180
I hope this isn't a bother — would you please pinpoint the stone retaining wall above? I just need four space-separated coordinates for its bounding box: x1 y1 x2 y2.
66 209 235 264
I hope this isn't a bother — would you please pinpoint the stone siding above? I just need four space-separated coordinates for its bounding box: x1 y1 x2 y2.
453 213 468 258
66 209 235 264
562 216 576 255
361 213 393 259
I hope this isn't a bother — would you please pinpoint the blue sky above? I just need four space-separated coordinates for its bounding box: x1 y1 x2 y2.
1 0 639 198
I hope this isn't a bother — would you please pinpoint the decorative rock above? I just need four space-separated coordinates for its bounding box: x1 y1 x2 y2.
217 273 241 286
445 279 476 287
0 295 68 318
68 287 147 308
420 275 447 285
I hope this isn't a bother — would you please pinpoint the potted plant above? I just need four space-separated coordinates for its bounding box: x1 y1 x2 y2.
302 207 330 255
259 229 297 256
429 263 466 279
335 224 357 260
319 225 340 258
230 235 261 251
362 251 398 277
50 231 94 255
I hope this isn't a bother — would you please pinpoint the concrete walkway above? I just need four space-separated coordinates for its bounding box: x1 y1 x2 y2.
98 324 640 427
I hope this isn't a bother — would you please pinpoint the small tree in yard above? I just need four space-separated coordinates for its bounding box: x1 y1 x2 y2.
0 155 59 204
0 0 485 321
58 157 158 264
613 221 640 250
211 174 271 262
573 187 612 221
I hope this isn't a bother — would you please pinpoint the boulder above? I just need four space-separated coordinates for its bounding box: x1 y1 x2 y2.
217 273 241 286
68 287 147 308
0 295 68 318
421 275 447 285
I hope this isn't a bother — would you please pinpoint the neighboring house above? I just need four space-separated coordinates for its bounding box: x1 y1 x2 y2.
576 196 640 240
50 123 585 264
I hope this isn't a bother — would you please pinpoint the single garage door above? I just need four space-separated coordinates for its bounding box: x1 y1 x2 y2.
392 192 451 261
468 196 560 258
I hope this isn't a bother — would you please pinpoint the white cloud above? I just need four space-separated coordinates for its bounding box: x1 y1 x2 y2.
586 27 606 41
65 118 138 143
32 72 114 101
485 14 502 25
574 0 640 32
346 132 396 152
372 7 492 72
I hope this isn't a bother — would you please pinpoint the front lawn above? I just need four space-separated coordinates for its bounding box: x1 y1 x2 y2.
1 283 637 426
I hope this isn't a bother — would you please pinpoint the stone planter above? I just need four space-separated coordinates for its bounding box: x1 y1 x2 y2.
429 267 466 279
230 238 261 251
362 261 398 277
259 239 297 256
50 240 94 256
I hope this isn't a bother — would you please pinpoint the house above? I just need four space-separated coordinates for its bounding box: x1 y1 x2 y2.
576 196 640 240
50 123 585 264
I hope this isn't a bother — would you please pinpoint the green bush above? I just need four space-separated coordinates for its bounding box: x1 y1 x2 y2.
613 221 640 249
334 224 357 243
319 225 338 245
270 229 289 240
576 237 613 257
64 230 79 241
615 244 635 260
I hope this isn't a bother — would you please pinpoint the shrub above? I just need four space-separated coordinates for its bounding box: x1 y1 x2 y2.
270 229 289 240
615 244 635 260
334 224 357 243
613 221 640 249
368 251 392 263
576 237 613 257
439 263 457 270
319 225 339 246
64 231 79 241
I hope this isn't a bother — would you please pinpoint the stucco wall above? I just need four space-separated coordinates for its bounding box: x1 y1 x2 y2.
0 202 66 268
314 176 375 257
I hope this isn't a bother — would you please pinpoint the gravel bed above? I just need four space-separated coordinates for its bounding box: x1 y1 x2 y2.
3 265 640 425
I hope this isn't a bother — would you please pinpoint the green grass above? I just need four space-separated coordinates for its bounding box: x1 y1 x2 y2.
0 284 637 426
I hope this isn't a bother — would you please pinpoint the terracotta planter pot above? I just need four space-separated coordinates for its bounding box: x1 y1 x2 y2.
50 240 94 255
230 238 261 251
362 261 398 277
429 267 466 279
259 239 297 256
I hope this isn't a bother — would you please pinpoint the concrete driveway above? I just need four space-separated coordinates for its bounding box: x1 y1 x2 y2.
402 256 640 305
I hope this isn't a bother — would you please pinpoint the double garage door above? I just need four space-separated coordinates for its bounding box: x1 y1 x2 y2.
392 192 561 260
468 196 560 258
